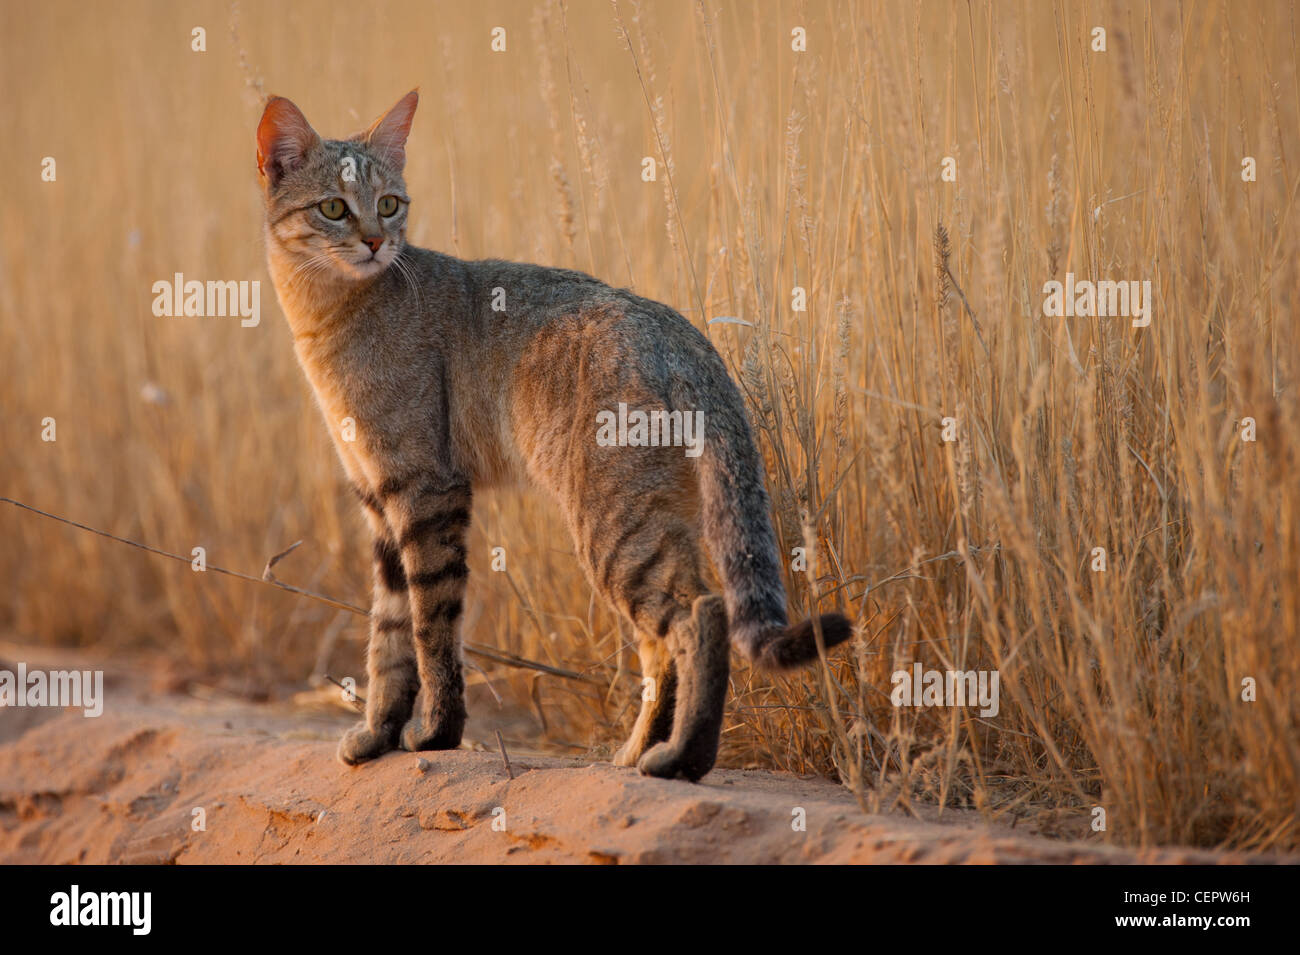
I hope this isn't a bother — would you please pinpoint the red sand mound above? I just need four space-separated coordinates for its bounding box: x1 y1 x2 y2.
0 645 1276 865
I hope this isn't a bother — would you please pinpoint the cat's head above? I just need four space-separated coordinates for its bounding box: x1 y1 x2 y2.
256 91 417 282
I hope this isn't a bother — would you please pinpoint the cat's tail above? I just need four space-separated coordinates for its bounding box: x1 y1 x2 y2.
688 378 853 671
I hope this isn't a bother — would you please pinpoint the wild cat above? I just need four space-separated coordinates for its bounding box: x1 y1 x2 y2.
256 90 852 781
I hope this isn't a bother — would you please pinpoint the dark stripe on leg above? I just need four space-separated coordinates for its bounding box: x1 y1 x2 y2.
400 507 471 547
373 538 408 592
624 542 667 597
428 598 464 623
378 473 421 499
409 558 470 589
599 507 654 593
353 485 384 515
413 601 464 640
656 603 685 638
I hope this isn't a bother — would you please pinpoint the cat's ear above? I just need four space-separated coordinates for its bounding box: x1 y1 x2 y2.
257 96 320 187
363 90 418 171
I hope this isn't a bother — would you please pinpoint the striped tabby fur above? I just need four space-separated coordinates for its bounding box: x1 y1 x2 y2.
256 91 852 781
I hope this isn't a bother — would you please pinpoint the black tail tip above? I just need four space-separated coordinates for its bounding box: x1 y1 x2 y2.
752 612 854 671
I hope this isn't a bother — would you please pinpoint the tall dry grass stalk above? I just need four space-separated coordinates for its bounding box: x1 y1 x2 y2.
1 0 1295 850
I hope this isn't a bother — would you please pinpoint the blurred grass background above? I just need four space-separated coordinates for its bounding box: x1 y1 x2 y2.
1 0 1297 851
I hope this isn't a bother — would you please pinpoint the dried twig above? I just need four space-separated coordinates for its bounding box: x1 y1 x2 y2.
323 673 365 710
495 729 515 779
0 496 593 684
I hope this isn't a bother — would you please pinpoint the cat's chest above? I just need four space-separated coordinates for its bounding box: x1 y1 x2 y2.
293 329 439 463
295 338 389 430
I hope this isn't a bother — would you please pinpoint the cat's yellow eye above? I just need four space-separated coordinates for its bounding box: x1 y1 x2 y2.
377 195 399 217
319 198 347 220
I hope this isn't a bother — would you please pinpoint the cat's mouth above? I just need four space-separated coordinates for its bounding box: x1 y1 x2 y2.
337 248 395 280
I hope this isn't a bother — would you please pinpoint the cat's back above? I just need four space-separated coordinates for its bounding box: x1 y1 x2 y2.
399 251 623 340
452 255 731 416
459 255 710 357
464 257 625 319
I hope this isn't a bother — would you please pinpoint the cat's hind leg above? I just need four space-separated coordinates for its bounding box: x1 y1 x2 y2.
613 634 677 767
580 493 728 781
636 594 729 781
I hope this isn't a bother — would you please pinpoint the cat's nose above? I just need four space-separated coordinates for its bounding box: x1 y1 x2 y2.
362 236 384 254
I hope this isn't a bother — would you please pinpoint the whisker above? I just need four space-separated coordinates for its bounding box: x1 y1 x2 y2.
392 250 423 312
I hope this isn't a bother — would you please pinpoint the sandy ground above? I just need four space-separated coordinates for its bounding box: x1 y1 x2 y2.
0 642 1282 865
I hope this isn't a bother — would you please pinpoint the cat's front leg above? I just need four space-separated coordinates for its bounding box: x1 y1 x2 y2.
337 527 420 765
388 478 472 752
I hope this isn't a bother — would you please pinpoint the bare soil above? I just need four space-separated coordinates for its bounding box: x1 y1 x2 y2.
0 643 1277 865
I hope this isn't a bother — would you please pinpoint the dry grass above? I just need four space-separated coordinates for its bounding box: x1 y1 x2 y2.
1 0 1296 851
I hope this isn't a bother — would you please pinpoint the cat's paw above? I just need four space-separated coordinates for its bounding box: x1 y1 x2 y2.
636 741 714 782
612 740 643 767
613 729 661 767
337 721 398 766
399 702 466 752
